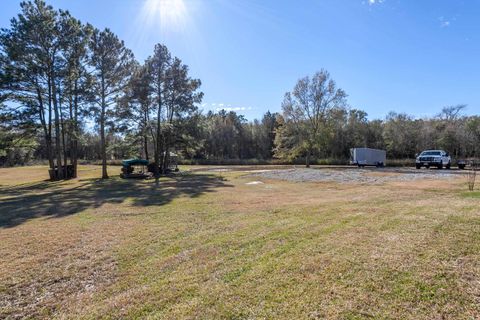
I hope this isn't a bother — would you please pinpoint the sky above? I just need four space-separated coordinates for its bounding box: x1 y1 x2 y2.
1 0 479 121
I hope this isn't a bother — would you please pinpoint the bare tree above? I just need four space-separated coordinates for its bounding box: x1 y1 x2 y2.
277 69 347 167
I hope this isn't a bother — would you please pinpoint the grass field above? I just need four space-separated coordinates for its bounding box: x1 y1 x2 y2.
1 165 479 319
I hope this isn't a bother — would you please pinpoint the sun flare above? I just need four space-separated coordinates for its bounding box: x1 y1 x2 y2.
142 0 188 30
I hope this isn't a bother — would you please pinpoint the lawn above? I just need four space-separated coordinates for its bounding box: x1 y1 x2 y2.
0 165 479 319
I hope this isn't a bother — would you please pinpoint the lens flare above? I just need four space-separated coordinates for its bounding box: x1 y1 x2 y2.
141 0 188 31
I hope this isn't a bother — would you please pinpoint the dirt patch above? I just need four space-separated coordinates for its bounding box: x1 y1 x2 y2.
190 165 290 173
250 167 461 184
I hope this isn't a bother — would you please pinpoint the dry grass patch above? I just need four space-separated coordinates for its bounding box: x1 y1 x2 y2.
0 165 479 319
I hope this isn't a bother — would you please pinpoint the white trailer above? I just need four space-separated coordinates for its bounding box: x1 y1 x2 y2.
350 148 386 167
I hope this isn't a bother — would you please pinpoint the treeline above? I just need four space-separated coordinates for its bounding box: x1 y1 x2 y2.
3 100 480 168
279 106 480 163
1 2 479 174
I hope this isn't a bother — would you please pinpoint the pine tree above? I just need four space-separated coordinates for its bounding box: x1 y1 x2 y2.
89 28 135 179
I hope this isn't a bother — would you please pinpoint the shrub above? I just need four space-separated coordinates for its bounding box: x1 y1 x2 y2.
467 161 478 191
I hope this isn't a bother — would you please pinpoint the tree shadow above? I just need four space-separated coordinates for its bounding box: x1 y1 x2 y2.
0 180 65 197
0 173 231 228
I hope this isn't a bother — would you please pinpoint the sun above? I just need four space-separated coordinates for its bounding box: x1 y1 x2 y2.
141 0 188 31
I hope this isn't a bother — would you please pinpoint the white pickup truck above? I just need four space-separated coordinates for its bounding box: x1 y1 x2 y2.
415 150 451 169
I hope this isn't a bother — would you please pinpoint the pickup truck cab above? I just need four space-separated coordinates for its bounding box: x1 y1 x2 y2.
416 150 451 169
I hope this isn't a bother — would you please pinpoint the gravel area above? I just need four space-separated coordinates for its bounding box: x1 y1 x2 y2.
249 167 463 184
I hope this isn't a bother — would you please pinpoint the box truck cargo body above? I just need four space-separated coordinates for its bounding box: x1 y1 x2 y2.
350 148 386 167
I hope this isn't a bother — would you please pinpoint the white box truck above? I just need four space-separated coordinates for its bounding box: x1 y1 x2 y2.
350 148 386 167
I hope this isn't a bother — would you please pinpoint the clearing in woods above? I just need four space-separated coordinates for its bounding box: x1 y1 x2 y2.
0 165 479 319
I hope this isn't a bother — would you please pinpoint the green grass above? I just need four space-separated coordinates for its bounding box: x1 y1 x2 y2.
460 191 480 198
0 165 479 319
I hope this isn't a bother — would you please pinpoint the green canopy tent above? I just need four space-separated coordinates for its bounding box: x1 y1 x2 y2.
121 159 150 179
122 159 149 167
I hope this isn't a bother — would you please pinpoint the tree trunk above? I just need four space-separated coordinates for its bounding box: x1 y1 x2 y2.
69 88 78 179
60 101 68 178
71 138 78 178
162 109 175 174
48 82 53 177
305 150 311 168
45 136 54 174
163 144 170 174
154 116 161 180
53 118 63 179
100 104 108 179
68 91 75 178
144 133 149 161
72 79 80 178
100 75 108 179
37 87 54 172
143 110 149 161
51 71 63 180
100 120 108 179
154 84 162 182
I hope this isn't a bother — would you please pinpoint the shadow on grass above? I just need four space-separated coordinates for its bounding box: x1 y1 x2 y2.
0 173 231 228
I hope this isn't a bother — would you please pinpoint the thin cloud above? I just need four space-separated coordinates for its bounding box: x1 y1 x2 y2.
215 106 253 112
201 102 254 113
439 17 451 28
216 107 247 112
438 15 458 28
366 0 384 5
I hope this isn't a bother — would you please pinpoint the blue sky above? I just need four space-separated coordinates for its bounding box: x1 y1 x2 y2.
1 0 479 120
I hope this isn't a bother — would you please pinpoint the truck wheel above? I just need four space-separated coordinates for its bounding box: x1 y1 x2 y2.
459 164 465 170
438 163 443 169
446 162 451 169
416 164 421 169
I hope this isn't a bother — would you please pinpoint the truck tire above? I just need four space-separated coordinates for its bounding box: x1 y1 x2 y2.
458 164 466 170
416 164 421 169
437 163 443 169
446 162 451 169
